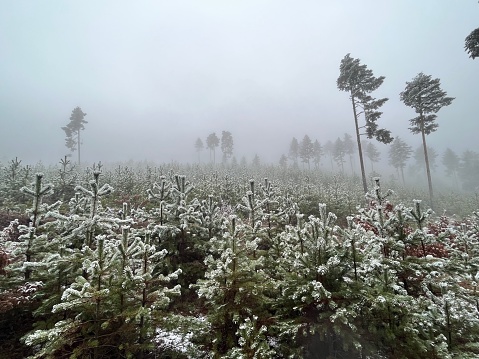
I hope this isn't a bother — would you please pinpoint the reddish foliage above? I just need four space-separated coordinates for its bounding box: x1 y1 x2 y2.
405 217 454 258
354 203 457 259
405 243 449 258
354 218 379 235
354 201 411 237
0 282 42 314
427 216 458 240
367 200 394 213
384 202 394 213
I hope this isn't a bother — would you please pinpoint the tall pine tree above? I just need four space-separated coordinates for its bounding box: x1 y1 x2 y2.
337 54 392 193
62 107 87 165
400 72 454 209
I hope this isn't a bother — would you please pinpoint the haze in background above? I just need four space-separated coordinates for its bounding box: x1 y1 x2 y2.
1 1 478 165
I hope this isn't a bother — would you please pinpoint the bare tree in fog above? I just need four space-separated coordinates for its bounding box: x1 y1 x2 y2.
288 137 299 166
312 140 322 170
299 135 314 170
388 137 412 185
195 138 204 164
324 140 334 171
343 133 356 175
220 131 234 164
333 137 346 173
206 132 220 165
365 142 381 172
442 148 460 189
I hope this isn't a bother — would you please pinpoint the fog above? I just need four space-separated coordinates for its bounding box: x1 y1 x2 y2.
1 1 478 166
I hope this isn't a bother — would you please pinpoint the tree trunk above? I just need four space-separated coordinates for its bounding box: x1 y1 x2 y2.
420 114 434 209
77 129 81 165
351 95 368 193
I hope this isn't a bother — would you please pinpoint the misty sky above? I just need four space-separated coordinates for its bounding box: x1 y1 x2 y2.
1 1 478 166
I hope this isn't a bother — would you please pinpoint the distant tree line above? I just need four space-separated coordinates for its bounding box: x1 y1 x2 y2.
279 134 478 193
194 131 234 165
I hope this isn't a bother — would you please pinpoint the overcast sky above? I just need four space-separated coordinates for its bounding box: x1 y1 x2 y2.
1 1 478 166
